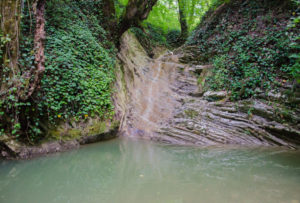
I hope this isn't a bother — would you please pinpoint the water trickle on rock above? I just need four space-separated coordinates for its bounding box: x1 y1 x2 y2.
114 32 300 148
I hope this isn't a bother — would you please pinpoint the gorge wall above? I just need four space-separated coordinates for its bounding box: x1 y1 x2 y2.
115 31 300 148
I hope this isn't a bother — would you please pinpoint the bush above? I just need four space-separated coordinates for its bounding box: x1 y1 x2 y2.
1 0 116 142
166 29 181 46
40 0 116 123
188 0 299 100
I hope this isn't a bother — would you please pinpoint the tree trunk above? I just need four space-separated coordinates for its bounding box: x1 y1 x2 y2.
25 0 46 99
178 0 188 44
0 0 21 93
0 0 22 140
115 0 158 45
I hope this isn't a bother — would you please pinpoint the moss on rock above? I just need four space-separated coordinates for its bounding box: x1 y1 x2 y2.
47 117 119 142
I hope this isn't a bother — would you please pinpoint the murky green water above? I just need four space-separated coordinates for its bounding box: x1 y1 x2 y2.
0 138 300 203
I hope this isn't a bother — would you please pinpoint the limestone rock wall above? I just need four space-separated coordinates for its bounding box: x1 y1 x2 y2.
116 31 300 148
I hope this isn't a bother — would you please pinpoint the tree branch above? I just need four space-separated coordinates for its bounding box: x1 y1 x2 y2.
114 0 158 46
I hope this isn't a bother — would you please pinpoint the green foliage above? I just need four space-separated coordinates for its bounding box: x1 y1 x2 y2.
145 0 219 33
130 0 220 48
208 55 228 90
132 24 182 55
40 0 116 123
145 0 180 33
166 29 181 45
131 24 171 55
115 0 223 49
287 0 300 83
0 0 116 143
0 10 25 140
188 0 299 100
290 51 300 84
207 31 293 100
0 30 13 65
114 0 129 18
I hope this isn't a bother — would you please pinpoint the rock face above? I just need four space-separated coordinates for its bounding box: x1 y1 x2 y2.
115 32 181 139
115 32 300 148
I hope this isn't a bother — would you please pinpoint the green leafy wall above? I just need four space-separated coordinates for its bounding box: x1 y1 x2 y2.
187 0 299 101
17 0 116 141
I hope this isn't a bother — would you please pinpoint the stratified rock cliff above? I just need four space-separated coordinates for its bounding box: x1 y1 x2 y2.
115 32 300 148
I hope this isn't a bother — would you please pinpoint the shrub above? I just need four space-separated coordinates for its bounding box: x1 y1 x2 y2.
40 0 116 123
188 0 299 100
1 0 116 142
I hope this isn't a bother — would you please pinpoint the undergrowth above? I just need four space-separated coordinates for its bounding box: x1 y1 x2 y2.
2 0 116 143
41 0 115 123
131 24 180 56
187 0 300 100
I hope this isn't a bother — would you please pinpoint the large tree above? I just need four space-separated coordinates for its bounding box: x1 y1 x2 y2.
111 0 159 44
26 0 46 99
178 0 188 43
0 0 46 142
0 0 21 94
0 0 46 100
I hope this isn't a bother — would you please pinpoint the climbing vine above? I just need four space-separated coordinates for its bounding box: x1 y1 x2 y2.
1 0 116 143
188 0 300 100
40 0 116 124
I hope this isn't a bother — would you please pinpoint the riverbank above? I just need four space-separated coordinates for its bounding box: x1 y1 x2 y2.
0 121 119 160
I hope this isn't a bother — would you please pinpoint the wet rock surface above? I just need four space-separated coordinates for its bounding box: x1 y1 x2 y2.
116 32 300 148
